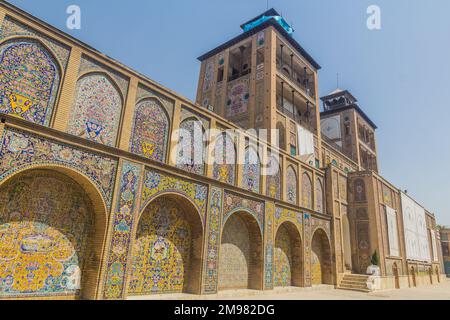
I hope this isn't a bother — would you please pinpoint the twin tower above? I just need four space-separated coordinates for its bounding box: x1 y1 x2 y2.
196 8 378 173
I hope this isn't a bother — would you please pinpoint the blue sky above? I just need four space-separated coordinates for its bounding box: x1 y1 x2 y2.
7 0 450 225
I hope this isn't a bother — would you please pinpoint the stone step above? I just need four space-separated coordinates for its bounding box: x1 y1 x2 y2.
340 278 369 282
342 274 370 279
339 281 369 288
337 286 371 293
338 274 371 293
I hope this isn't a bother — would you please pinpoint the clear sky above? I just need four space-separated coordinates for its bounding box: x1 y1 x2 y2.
6 0 450 225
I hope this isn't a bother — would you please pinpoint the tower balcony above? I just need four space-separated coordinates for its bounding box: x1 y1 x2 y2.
276 77 317 134
276 39 316 101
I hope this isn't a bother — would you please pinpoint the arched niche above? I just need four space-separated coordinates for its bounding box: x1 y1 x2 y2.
311 228 333 285
127 194 204 296
0 38 61 126
0 167 107 300
274 221 303 287
218 211 263 291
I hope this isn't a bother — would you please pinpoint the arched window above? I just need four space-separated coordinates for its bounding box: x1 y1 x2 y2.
302 173 313 209
286 166 297 205
213 132 236 185
176 117 205 175
266 155 281 200
0 39 60 126
68 73 122 146
130 98 170 162
315 178 324 213
242 146 261 193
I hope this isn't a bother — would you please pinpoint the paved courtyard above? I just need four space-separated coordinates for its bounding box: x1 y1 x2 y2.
220 279 450 300
130 278 450 300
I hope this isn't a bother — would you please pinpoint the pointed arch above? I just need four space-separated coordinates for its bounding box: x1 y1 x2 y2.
302 173 313 209
213 132 236 185
176 117 206 175
0 166 108 300
67 72 123 147
128 193 204 296
0 38 61 126
311 228 333 285
286 166 297 205
219 210 263 290
130 97 170 162
242 146 261 193
274 221 303 287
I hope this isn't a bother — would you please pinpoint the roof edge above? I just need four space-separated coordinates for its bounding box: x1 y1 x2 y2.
198 19 321 70
320 104 377 129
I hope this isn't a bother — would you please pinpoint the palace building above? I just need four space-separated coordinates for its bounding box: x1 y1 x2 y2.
0 3 444 299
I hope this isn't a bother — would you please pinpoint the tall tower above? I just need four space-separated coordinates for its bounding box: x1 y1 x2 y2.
320 89 379 172
196 9 323 166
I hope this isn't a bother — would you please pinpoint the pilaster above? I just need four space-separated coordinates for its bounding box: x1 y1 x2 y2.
265 27 278 140
118 77 138 151
52 46 82 132
168 100 182 167
205 119 217 179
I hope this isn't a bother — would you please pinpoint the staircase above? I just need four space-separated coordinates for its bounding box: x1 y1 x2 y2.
337 274 371 292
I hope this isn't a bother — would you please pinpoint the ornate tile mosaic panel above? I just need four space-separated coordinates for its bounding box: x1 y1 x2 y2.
286 166 297 204
0 40 60 126
176 118 206 175
202 187 223 294
212 133 236 185
274 207 303 233
223 191 264 231
141 169 208 222
128 197 192 295
302 173 313 209
0 16 71 68
226 78 250 118
311 217 331 238
135 84 174 119
266 156 281 200
78 55 129 98
0 170 93 298
311 242 322 285
242 147 261 193
68 74 123 146
0 128 117 208
103 161 141 299
264 202 275 289
382 184 393 207
315 178 324 214
274 224 293 287
202 60 214 93
303 213 312 286
130 98 169 162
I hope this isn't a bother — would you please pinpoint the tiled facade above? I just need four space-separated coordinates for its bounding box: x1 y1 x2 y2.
0 4 444 300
